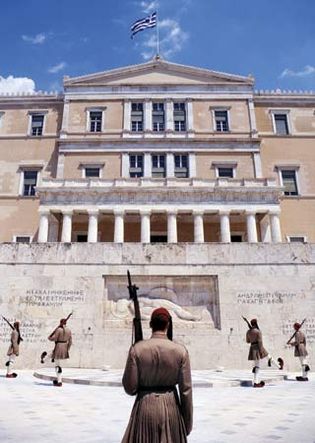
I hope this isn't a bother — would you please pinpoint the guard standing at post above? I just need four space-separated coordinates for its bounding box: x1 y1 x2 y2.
122 307 193 443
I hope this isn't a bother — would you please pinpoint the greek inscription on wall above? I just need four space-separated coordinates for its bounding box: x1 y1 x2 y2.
237 291 296 305
19 289 85 307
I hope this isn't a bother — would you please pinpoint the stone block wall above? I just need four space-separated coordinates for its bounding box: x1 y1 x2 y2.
0 243 314 371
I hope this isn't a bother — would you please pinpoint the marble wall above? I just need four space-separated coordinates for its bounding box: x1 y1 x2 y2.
0 243 314 371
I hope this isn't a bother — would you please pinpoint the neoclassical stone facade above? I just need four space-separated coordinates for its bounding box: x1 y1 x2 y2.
0 58 314 368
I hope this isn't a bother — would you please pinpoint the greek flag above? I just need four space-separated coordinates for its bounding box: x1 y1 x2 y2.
131 12 157 38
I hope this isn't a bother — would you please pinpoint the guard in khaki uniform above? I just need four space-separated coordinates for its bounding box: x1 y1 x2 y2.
289 322 310 381
48 318 72 387
6 321 22 378
246 318 284 388
122 307 193 443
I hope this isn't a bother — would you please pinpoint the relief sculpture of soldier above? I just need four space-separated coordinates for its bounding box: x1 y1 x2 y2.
245 318 284 388
288 322 311 381
122 307 193 442
5 320 23 378
48 318 72 387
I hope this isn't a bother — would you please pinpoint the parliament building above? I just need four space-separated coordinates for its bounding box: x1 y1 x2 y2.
0 58 314 370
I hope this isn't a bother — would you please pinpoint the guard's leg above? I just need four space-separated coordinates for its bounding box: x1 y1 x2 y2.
252 359 260 384
6 355 17 378
298 356 310 380
54 359 62 386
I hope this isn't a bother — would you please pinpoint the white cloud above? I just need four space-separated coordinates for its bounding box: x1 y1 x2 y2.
280 65 315 78
48 62 67 74
140 18 189 60
139 1 159 13
22 33 46 44
0 75 35 94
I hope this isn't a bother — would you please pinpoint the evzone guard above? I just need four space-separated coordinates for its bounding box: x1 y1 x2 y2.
287 320 310 381
3 317 23 378
244 317 284 388
122 272 193 442
42 316 72 387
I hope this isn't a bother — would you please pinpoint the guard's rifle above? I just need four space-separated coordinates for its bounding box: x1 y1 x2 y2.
127 270 143 344
2 315 23 343
286 318 306 345
40 311 73 363
242 316 252 330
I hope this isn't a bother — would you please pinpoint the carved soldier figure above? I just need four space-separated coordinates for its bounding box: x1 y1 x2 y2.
289 322 310 381
5 321 22 378
246 318 284 388
122 307 193 442
48 318 72 387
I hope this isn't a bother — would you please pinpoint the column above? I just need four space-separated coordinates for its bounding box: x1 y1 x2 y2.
186 100 194 132
61 210 73 243
165 99 173 132
122 153 130 178
38 210 50 243
189 153 196 178
140 210 151 243
252 152 263 178
166 153 175 177
56 153 65 179
144 153 152 178
246 211 258 243
87 210 99 243
269 211 282 243
167 211 177 243
114 210 124 243
144 100 152 132
60 98 70 138
194 211 204 243
220 211 231 243
123 100 131 132
248 98 258 138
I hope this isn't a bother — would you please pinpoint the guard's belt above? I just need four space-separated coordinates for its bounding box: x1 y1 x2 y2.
138 385 176 393
251 341 259 345
56 341 67 343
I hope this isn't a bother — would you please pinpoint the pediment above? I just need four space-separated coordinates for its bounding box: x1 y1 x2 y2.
64 58 254 88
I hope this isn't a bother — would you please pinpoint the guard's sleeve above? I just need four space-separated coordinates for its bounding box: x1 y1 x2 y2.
122 346 139 396
246 330 251 343
48 328 59 342
11 330 19 356
68 330 72 350
178 348 193 435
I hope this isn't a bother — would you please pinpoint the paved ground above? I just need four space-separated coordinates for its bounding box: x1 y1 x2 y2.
1 370 314 443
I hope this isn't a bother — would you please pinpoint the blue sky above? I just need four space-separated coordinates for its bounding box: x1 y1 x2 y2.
0 0 314 93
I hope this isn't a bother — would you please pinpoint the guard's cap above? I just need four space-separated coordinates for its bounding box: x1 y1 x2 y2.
250 318 258 327
294 322 301 329
60 318 67 326
151 307 171 322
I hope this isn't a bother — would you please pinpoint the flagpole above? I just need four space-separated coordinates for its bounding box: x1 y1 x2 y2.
156 11 160 57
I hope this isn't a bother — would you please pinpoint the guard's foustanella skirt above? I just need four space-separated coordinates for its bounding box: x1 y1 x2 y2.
121 390 187 443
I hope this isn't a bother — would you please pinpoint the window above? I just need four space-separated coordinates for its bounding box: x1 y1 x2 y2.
129 154 143 177
214 110 229 132
85 167 100 178
131 103 143 132
288 236 306 243
0 111 4 129
89 111 102 132
281 170 298 195
151 234 167 243
274 114 289 135
231 235 243 242
174 154 189 178
173 103 186 132
77 234 88 242
14 236 31 243
22 170 38 196
218 167 233 178
31 114 44 136
152 103 165 132
152 154 166 178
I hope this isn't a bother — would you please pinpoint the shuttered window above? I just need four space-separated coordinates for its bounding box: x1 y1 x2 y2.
281 170 298 195
215 110 229 132
31 115 44 136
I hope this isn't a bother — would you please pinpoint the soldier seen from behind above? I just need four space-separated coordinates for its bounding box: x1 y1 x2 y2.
122 307 193 443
